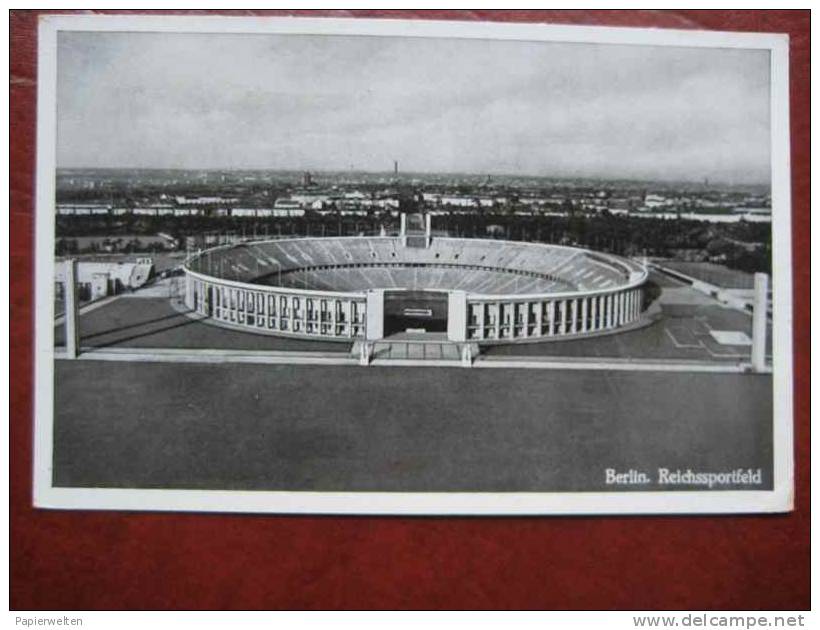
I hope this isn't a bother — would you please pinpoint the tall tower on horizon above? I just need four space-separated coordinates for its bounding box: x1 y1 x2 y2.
394 160 398 176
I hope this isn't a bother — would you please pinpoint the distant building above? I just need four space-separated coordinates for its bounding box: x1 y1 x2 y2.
132 204 177 216
54 258 154 302
643 194 669 208
173 207 203 217
291 192 332 205
56 203 111 216
732 207 771 215
175 196 239 205
272 199 306 217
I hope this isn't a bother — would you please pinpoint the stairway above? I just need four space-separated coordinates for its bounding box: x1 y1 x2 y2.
352 338 479 367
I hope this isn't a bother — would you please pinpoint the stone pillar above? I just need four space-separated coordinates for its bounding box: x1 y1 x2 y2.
545 301 554 336
751 272 769 372
64 259 80 359
448 291 468 342
569 299 577 334
400 213 407 246
185 273 195 310
611 292 618 326
606 293 615 328
503 302 511 339
559 300 568 335
237 289 245 324
365 289 385 341
581 297 589 332
590 296 598 331
629 290 635 320
344 300 353 337
286 295 295 331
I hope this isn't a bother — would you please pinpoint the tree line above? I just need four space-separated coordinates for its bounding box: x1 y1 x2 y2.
55 210 771 274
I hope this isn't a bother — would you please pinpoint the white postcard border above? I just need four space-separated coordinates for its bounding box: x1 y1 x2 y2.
32 15 794 515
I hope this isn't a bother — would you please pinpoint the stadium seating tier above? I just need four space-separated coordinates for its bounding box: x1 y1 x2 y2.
187 237 641 296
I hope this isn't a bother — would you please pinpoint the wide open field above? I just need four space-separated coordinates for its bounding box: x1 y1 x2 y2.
53 360 773 493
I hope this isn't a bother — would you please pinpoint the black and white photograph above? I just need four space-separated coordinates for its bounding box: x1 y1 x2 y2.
34 15 793 514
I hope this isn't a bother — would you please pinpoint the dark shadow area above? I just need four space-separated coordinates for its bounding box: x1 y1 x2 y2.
642 279 662 309
383 290 448 336
89 316 202 349
80 311 185 340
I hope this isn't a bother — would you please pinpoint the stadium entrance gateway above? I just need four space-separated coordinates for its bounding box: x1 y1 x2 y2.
360 287 473 366
382 290 448 336
364 288 468 343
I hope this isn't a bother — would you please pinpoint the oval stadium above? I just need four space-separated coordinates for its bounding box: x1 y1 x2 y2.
183 214 648 345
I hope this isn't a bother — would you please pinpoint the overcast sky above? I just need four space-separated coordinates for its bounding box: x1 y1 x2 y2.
56 31 771 184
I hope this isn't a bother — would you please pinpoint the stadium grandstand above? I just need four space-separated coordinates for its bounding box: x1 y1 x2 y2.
182 213 648 345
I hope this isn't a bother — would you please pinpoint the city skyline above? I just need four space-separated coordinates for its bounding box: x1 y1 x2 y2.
57 31 772 185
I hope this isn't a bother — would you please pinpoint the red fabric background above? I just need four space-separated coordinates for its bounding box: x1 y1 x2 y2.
10 10 810 610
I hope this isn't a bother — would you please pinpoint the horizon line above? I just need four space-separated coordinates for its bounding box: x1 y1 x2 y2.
55 166 771 189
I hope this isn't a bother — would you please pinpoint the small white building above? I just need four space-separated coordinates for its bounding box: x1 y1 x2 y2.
55 258 154 301
273 199 306 217
56 203 112 216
